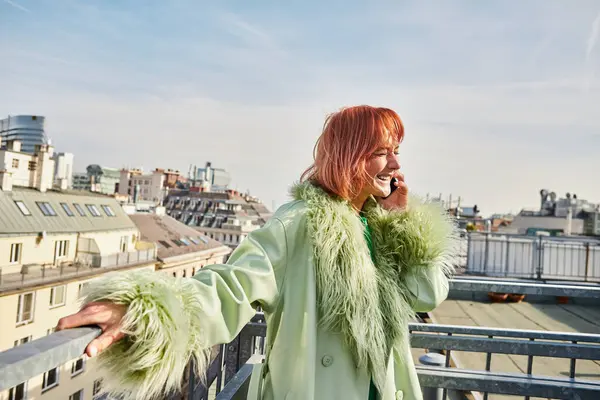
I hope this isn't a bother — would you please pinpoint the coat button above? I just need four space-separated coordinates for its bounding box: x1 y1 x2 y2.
395 390 404 400
321 355 334 367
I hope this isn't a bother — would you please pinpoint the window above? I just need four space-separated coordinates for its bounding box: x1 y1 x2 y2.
189 237 200 245
10 243 22 264
172 239 184 247
14 336 31 347
119 236 128 253
71 356 85 376
49 285 66 307
12 159 19 168
93 379 103 397
79 282 89 296
158 240 171 248
86 204 101 217
55 240 69 258
61 203 75 216
182 270 187 278
16 292 34 325
172 272 177 278
73 203 86 216
101 205 116 216
69 389 83 400
42 366 59 391
14 201 31 216
8 382 26 400
180 238 191 246
36 201 57 216
28 160 37 171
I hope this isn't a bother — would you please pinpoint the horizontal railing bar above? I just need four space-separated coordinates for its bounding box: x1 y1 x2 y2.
409 323 600 343
449 278 600 298
215 362 254 400
411 334 600 360
416 365 600 399
240 322 268 337
0 326 100 391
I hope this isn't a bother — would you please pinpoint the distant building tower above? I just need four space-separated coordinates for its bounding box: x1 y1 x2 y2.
0 115 49 154
53 152 74 190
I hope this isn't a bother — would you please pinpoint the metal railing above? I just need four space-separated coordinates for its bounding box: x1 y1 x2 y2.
465 233 600 282
2 279 600 399
0 248 157 291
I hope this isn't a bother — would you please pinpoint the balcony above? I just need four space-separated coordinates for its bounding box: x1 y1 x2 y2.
1 277 600 400
0 245 157 293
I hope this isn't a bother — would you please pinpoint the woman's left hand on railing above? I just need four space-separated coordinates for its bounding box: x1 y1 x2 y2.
56 302 127 358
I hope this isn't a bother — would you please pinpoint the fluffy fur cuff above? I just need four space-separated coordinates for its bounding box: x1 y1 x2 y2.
81 269 211 400
366 195 458 278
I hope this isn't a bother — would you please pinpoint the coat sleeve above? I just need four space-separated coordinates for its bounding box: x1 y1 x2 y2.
366 196 458 313
80 216 288 400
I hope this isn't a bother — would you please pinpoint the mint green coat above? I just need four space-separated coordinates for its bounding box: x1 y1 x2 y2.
83 183 457 400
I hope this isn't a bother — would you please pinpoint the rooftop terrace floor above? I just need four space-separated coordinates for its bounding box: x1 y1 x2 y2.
430 299 600 399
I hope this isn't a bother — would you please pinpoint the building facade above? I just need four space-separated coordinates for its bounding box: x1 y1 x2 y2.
584 211 600 236
189 162 231 192
0 140 55 193
72 165 120 195
0 146 157 400
71 173 91 192
128 207 231 278
0 115 49 155
117 168 167 205
53 152 74 190
164 189 271 250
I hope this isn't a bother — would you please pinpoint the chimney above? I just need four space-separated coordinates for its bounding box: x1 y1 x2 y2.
0 160 13 191
6 140 22 152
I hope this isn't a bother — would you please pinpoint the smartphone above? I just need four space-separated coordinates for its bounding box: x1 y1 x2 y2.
385 177 398 199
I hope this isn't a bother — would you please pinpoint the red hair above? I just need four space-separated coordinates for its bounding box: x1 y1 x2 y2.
301 105 404 200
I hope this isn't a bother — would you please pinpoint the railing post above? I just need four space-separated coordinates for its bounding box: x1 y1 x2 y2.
536 236 543 280
484 233 489 275
504 236 510 277
224 335 240 385
466 233 471 272
419 353 446 400
584 243 591 282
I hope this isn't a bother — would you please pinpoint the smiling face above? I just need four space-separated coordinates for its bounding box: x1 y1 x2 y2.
362 144 401 198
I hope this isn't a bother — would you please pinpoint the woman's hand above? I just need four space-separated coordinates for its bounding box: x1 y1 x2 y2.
377 171 408 211
56 302 127 358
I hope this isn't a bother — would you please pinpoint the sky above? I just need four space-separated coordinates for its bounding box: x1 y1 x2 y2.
1 0 599 215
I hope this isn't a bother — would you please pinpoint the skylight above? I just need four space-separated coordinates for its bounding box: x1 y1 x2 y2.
101 205 116 217
73 203 86 216
14 200 31 216
86 204 102 217
61 203 74 217
36 201 57 216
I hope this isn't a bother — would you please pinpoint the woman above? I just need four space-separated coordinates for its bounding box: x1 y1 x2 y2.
57 105 457 400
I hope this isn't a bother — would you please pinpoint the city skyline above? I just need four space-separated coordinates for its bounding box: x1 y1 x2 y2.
1 0 599 214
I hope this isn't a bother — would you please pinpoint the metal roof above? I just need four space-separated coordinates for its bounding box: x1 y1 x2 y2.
128 213 228 260
0 187 136 235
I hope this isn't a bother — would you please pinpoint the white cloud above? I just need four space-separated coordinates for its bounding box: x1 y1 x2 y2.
2 0 29 13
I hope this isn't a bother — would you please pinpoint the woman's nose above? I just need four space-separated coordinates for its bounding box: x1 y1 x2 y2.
388 155 401 170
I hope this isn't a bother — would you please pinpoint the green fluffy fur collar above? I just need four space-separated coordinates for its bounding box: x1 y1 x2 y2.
291 181 456 392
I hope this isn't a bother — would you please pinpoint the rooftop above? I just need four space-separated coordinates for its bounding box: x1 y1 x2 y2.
129 213 230 261
0 186 136 235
